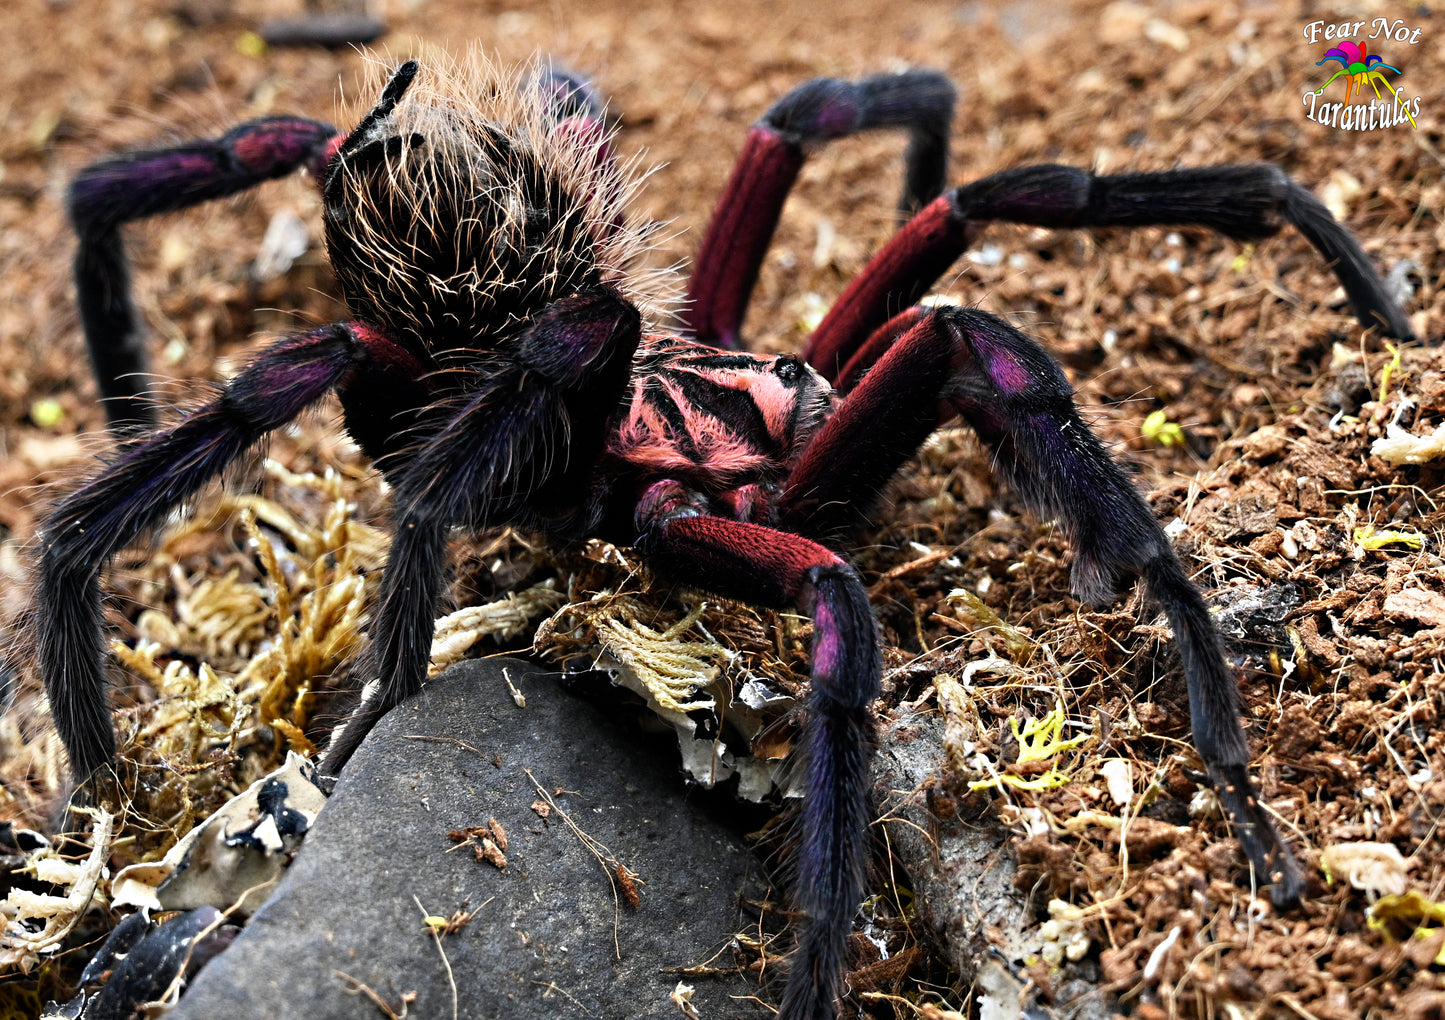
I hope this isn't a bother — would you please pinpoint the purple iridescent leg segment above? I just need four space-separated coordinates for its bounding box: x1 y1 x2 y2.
685 70 956 349
941 308 1303 903
68 115 338 432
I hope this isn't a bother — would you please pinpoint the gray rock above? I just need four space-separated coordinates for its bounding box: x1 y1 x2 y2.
168 659 771 1020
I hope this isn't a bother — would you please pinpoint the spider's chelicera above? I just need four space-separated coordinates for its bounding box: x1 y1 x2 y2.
35 56 1412 1019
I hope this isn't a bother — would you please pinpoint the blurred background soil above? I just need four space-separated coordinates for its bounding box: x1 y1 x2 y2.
0 0 1443 1017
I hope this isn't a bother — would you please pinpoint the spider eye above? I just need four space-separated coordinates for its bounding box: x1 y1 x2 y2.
772 355 804 382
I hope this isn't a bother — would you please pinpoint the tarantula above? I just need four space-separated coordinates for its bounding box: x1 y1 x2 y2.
36 55 1411 1018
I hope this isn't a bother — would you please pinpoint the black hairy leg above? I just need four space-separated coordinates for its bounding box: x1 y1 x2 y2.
68 117 338 433
636 508 879 1020
322 289 643 774
37 322 413 782
804 162 1415 381
786 304 1303 904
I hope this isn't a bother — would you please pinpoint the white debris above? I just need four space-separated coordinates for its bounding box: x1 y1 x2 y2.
252 208 310 280
1038 899 1092 966
1372 421 1445 465
1144 18 1190 51
1188 785 1223 820
1099 758 1133 808
1143 925 1182 981
970 243 1005 267
977 956 1025 1020
1320 169 1363 221
0 809 113 973
670 981 701 1019
1320 841 1412 899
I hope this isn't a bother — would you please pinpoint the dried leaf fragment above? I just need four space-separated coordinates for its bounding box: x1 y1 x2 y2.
671 982 701 1019
616 864 641 908
1384 588 1445 629
476 840 507 870
449 824 508 870
1368 890 1445 964
945 589 1034 658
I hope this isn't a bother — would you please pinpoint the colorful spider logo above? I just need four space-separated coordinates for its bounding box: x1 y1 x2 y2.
1312 40 1417 128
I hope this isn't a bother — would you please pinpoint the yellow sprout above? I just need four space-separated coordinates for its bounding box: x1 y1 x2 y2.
1378 343 1402 403
970 702 1088 792
1141 410 1185 448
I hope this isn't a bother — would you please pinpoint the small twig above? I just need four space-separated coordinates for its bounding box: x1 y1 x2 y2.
524 768 640 959
859 991 966 1018
659 932 749 977
402 735 487 758
530 979 595 1016
335 970 411 1019
413 895 459 1020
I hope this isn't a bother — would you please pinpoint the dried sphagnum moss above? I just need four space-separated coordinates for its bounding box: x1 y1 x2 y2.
26 460 577 869
529 540 808 794
67 461 389 856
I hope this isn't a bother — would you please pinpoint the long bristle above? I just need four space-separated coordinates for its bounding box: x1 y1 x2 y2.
326 49 677 345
